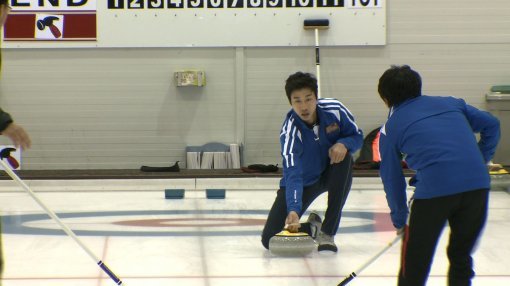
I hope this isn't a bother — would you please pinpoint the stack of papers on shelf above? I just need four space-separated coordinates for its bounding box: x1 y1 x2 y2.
230 144 241 168
186 152 201 169
201 152 214 169
213 152 229 169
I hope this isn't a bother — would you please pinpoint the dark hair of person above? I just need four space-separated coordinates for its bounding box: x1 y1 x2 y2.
284 72 318 103
378 65 422 107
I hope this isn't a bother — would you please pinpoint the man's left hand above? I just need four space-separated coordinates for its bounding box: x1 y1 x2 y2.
329 143 348 164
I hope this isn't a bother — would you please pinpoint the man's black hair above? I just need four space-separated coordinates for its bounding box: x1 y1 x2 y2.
378 65 422 107
285 72 318 103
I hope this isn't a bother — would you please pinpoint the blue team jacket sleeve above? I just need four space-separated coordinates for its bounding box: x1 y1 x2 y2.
379 126 408 228
280 120 304 214
462 101 501 163
335 104 364 152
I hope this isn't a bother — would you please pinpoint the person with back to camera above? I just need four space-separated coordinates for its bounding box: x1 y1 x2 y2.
261 72 363 252
0 1 33 282
377 65 500 286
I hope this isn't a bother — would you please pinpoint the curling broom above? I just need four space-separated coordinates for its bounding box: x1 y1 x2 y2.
337 235 402 285
0 148 126 285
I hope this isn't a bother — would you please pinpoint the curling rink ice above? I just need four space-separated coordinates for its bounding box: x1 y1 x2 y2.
0 177 509 286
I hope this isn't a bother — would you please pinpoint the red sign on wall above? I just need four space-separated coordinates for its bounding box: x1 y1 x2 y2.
4 13 96 41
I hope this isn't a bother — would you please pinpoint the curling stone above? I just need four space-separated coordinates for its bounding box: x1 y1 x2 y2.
490 167 510 191
268 230 317 257
490 174 510 192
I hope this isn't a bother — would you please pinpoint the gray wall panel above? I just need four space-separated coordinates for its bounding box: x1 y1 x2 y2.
0 48 237 169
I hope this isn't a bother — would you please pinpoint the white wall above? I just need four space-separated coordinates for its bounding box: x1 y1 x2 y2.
1 0 509 169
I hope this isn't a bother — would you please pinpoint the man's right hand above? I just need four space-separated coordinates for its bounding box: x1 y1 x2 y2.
285 211 300 233
2 123 31 150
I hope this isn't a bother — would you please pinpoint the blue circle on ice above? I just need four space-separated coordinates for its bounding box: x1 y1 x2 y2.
1 210 393 236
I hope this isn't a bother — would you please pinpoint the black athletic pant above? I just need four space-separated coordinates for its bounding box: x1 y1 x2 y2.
399 189 489 286
261 155 353 249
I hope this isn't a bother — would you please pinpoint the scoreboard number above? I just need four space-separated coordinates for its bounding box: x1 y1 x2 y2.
286 0 313 8
267 0 283 8
189 0 205 8
348 0 381 8
247 0 264 8
317 0 343 7
147 0 163 8
127 0 143 8
227 0 244 8
168 0 184 8
208 0 224 8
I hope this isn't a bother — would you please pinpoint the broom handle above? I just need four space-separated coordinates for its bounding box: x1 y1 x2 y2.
315 28 321 98
0 159 125 285
337 235 402 286
356 235 402 274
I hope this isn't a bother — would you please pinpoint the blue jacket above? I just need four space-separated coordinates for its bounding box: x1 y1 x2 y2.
379 95 500 228
279 98 363 214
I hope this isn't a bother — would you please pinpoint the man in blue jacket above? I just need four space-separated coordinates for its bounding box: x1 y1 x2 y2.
261 72 363 252
378 65 500 286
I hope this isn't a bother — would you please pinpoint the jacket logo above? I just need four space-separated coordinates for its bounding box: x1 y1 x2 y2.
326 122 339 134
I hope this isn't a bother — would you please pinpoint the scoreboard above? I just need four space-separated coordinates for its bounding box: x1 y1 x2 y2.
3 0 385 48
